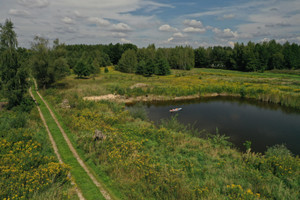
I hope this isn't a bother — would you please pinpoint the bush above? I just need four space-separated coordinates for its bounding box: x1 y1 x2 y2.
17 96 35 113
265 144 292 157
127 103 148 120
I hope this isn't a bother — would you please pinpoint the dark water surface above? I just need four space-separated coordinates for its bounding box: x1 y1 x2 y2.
129 97 300 155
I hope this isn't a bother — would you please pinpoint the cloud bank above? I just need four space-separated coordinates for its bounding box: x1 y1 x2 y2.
0 0 299 47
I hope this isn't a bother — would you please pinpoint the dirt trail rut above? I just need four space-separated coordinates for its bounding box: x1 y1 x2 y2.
33 88 112 200
29 88 85 200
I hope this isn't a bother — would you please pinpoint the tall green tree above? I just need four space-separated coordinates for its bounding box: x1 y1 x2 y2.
194 47 209 68
136 60 146 75
0 19 18 49
168 46 194 70
155 58 170 75
0 19 29 108
117 49 137 73
73 59 91 78
143 59 155 77
30 36 51 88
31 36 70 88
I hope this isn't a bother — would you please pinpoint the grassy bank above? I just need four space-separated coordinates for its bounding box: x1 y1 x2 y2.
40 68 300 199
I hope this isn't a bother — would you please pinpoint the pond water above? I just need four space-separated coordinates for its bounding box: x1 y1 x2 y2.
129 97 300 155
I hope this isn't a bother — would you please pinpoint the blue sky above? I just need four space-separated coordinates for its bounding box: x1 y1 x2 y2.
1 0 300 48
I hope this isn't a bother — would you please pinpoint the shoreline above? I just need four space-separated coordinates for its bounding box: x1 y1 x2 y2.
83 93 300 110
84 93 243 104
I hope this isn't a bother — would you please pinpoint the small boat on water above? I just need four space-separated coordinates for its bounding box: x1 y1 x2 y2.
169 108 182 112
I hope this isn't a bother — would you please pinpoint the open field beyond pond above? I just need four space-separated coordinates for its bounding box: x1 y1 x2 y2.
51 68 300 109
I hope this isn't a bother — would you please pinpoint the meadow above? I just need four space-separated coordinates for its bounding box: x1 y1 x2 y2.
0 100 76 199
39 68 300 199
51 67 300 109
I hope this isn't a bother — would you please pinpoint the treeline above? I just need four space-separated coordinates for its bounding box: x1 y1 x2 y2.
195 40 300 71
65 43 137 77
115 45 194 76
113 40 300 75
65 43 137 66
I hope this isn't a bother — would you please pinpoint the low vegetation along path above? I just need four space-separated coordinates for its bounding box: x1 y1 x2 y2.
29 87 112 200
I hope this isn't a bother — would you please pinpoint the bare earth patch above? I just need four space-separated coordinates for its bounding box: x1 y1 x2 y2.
83 94 121 101
83 93 241 104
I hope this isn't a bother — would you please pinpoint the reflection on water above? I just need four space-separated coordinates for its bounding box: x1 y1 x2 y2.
128 97 300 155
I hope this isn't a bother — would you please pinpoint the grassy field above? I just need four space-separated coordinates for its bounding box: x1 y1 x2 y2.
50 67 300 109
40 68 300 199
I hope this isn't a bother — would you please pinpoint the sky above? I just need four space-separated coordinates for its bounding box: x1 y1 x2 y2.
1 0 300 48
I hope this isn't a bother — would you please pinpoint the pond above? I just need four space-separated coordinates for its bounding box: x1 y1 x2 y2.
129 97 300 155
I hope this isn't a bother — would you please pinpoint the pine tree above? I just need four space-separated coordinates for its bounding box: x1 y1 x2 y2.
117 49 137 73
155 58 170 75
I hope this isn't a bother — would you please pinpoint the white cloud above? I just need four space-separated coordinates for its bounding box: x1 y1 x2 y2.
120 38 131 43
213 28 238 39
17 0 49 8
173 32 184 38
112 23 132 32
167 37 174 42
2 0 300 48
183 19 203 28
88 17 110 26
261 38 270 42
227 41 235 47
9 9 30 17
212 28 221 34
112 32 127 38
74 10 84 18
62 17 74 24
183 27 206 33
158 24 178 32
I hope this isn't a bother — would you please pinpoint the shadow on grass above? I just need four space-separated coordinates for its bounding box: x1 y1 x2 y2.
74 76 90 80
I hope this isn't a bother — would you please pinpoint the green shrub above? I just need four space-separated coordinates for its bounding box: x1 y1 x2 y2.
265 144 292 157
127 103 148 120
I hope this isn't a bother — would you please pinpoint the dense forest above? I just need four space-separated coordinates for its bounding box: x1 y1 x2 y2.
65 40 300 76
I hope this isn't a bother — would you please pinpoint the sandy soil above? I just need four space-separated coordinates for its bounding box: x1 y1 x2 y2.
83 93 241 104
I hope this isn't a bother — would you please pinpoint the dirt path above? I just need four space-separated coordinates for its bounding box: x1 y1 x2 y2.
34 89 112 200
29 88 85 200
